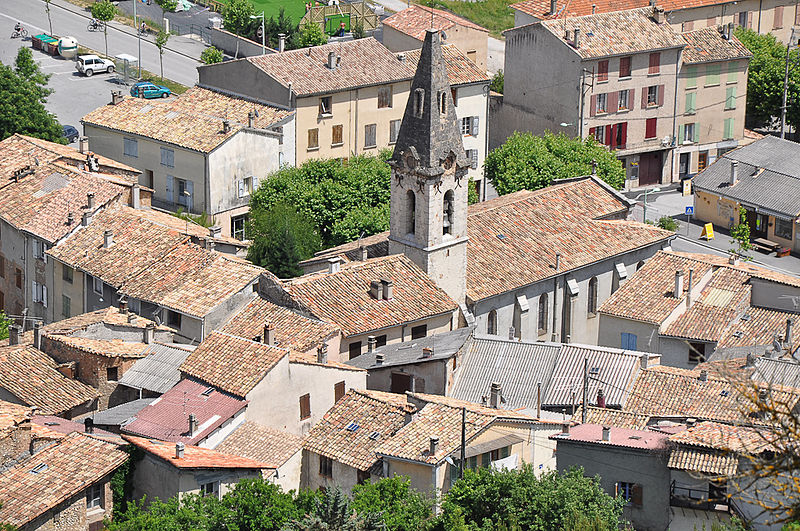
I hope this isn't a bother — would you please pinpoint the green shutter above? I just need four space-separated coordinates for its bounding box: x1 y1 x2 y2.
706 64 721 86
686 65 697 89
678 124 684 144
726 87 736 109
724 118 734 139
727 62 738 83
693 123 700 143
685 92 696 114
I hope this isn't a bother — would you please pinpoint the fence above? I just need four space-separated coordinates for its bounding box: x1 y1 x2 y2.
194 0 225 12
300 1 378 34
208 27 276 57
170 23 212 45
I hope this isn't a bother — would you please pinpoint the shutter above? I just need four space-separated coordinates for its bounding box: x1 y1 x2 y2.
641 88 648 109
42 285 47 308
775 5 783 28
678 125 684 144
620 122 627 149
693 123 700 143
588 127 596 138
608 91 618 113
657 84 665 106
237 179 245 198
471 116 479 136
632 484 643 507
186 180 194 212
252 175 259 193
590 95 597 117
796 4 800 25
471 149 478 169
32 281 38 303
166 175 174 202
748 12 753 27
605 125 613 146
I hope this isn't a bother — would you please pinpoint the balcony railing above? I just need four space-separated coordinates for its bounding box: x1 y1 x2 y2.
670 482 729 512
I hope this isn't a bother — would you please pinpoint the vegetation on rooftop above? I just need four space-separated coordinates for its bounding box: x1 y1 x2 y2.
417 0 516 38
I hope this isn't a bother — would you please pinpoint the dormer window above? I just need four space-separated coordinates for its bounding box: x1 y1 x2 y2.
413 89 424 117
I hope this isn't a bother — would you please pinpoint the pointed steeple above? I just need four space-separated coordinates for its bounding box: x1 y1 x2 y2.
390 30 468 176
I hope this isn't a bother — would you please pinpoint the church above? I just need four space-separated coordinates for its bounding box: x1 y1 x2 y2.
301 29 676 350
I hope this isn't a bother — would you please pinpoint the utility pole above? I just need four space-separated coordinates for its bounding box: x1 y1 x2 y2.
780 28 796 139
578 68 594 139
459 406 466 479
134 0 141 78
581 357 588 423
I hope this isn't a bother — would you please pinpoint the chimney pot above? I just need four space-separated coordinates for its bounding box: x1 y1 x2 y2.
359 245 368 261
82 212 91 227
601 425 611 441
188 413 197 435
381 279 393 300
370 279 384 300
674 270 684 298
9 324 21 346
175 442 185 459
699 369 708 382
33 321 43 350
596 388 606 408
316 343 328 364
222 119 231 134
376 352 385 365
278 33 286 53
730 160 738 185
327 51 337 69
640 353 650 369
549 0 557 14
573 26 581 48
131 184 141 209
489 381 502 408
67 212 75 225
562 423 570 435
248 111 255 128
429 436 439 455
264 323 275 346
87 193 95 210
422 347 433 359
143 322 155 344
328 258 341 274
367 336 377 353
78 137 89 154
103 229 113 248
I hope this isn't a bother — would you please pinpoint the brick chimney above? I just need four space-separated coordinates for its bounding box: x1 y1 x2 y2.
9 324 21 346
264 323 275 346
175 442 185 459
596 388 606 408
143 322 155 344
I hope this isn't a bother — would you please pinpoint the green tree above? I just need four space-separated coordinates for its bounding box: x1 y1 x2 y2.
351 476 434 531
90 0 117 59
211 479 303 530
351 18 365 39
222 0 255 58
485 131 625 195
285 486 385 531
200 46 223 64
265 8 297 49
729 206 753 259
435 466 625 530
44 0 53 35
490 70 503 93
296 21 327 48
106 494 214 530
657 215 679 232
155 29 170 81
0 312 10 342
247 202 321 278
155 0 178 21
0 48 63 142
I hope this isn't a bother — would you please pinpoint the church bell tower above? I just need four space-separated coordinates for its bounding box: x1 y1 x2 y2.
388 29 469 304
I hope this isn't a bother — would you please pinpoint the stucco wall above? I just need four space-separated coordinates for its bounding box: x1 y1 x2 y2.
275 449 303 492
598 313 661 352
365 360 449 395
343 312 455 359
0 218 27 321
198 60 293 109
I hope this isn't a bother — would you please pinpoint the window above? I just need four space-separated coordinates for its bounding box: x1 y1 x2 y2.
487 309 498 335
616 482 634 503
725 87 736 110
349 341 362 359
411 324 427 339
645 117 657 139
685 92 696 114
364 123 377 148
160 147 174 168
167 310 181 329
332 124 343 146
378 86 392 108
15 268 22 289
407 190 416 235
376 334 387 347
685 64 698 89
319 455 333 478
538 293 548 334
621 332 637 350
357 468 370 485
200 481 220 499
62 264 73 283
774 5 784 28
688 342 706 364
413 89 424 117
32 239 47 261
775 217 793 240
587 277 598 316
466 149 478 169
595 93 607 114
619 56 631 78
0 256 4 278
307 128 319 150
300 393 311 420
705 63 721 86
32 281 47 307
106 366 119 381
682 123 697 144
123 137 138 158
241 176 254 196
231 214 247 241
648 52 660 74
439 91 447 114
618 89 630 111
62 295 71 318
723 118 734 140
727 62 738 84
597 59 609 82
739 11 749 27
461 117 472 135
443 190 454 235
334 380 345 402
647 85 658 106
319 96 332 116
390 372 413 394
86 484 103 509
590 126 606 144
92 275 103 295
176 177 192 209
389 119 401 144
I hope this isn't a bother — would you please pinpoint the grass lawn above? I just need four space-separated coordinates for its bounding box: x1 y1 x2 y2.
418 0 516 38
215 0 308 24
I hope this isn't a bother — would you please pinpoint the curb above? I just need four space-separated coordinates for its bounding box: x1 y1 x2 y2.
674 234 799 277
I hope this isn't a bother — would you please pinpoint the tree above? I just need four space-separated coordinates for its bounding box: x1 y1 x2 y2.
657 215 679 232
211 479 303 530
350 477 434 531
485 131 625 195
90 0 117 59
351 18 365 39
265 8 297 49
200 46 223 64
246 202 321 278
44 0 53 35
284 486 385 531
155 0 178 22
155 29 170 81
296 21 327 48
729 206 753 259
222 0 255 58
0 312 9 342
0 48 63 142
490 70 503 94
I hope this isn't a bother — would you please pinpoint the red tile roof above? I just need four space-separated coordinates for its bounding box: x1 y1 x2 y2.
551 423 672 450
383 5 488 41
681 27 752 64
31 415 116 438
572 406 651 430
42 334 155 358
667 445 738 475
0 401 33 438
42 306 168 335
403 44 490 86
122 378 247 445
180 332 289 398
123 434 269 469
669 421 771 454
216 421 304 468
510 0 759 20
0 432 127 526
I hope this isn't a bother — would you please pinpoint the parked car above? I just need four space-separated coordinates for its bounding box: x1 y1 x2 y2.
62 125 79 143
76 55 115 77
130 81 171 99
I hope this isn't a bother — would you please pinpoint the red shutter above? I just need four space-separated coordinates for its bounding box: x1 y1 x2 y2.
645 117 657 139
588 127 596 139
605 124 613 146
641 87 648 109
795 5 800 26
775 5 784 28
620 122 628 149
598 60 609 82
649 52 660 74
608 91 618 113
590 94 597 117
657 84 665 106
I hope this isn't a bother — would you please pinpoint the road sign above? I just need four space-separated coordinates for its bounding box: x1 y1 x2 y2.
700 223 715 240
685 206 694 216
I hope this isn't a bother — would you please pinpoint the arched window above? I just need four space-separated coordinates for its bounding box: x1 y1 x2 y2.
413 89 424 118
443 190 454 235
439 91 447 114
588 277 598 316
487 310 498 335
538 293 548 335
407 190 416 235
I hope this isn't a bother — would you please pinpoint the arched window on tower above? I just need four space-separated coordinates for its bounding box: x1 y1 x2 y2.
443 190 454 235
588 276 598 316
413 89 425 118
439 91 447 114
407 190 416 235
538 293 548 335
487 310 497 335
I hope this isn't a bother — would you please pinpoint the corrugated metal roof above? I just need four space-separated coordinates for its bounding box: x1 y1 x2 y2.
118 343 194 394
346 327 474 369
752 357 800 388
89 398 154 427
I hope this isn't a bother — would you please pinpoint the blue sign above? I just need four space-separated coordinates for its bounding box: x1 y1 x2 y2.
685 206 694 216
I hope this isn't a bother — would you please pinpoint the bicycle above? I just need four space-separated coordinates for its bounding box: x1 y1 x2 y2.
11 27 28 38
87 21 104 32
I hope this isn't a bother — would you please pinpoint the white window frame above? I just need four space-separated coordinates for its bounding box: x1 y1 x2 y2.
86 483 104 509
618 89 630 111
461 117 472 136
32 239 47 262
319 96 332 116
389 119 401 144
200 481 220 499
596 93 607 114
647 85 658 106
683 123 695 144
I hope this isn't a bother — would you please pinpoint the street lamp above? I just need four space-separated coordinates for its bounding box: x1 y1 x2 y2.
634 187 661 223
250 12 265 55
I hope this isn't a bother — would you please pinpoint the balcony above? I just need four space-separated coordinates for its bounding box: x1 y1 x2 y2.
670 482 729 512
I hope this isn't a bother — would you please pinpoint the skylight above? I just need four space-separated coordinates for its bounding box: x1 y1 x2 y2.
346 422 360 432
29 463 48 474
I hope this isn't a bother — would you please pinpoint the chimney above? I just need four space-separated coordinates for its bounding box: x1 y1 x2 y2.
562 423 570 435
686 417 696 427
376 352 385 365
119 298 128 314
103 230 113 248
327 51 337 70
730 160 738 186
222 119 231 134
489 382 502 408
143 322 155 344
592 3 596 13
317 343 328 363
397 52 406 62
728 253 740 265
359 245 368 261
131 183 141 209
188 413 198 435
746 352 757 367
327 258 341 274
9 324 20 346
549 0 557 15
786 319 794 349
698 369 708 382
601 425 611 442
653 6 665 23
367 335 377 353
175 442 185 459
508 326 515 340
264 323 275 346
674 270 684 298
429 436 439 455
33 321 42 350
278 33 286 52
82 212 91 227
686 268 694 307
725 22 733 39
640 353 650 369
596 388 606 408
573 26 580 48
381 279 393 300
555 252 561 272
111 90 124 105
128 312 136 323
422 347 433 359
67 212 74 226
248 111 255 128
84 417 94 434
78 136 89 154
209 226 222 239
87 193 95 210
370 280 384 300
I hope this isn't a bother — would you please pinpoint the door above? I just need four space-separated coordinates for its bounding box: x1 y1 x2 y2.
698 151 709 172
745 210 768 239
638 151 663 185
679 153 690 178
390 372 412 394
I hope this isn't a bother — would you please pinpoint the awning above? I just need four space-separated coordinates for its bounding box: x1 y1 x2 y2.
452 434 524 460
515 294 529 312
615 262 628 280
567 278 580 297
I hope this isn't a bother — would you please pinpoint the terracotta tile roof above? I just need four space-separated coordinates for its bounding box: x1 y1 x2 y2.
669 421 771 454
120 243 263 318
31 415 116 439
285 255 458 337
572 406 651 430
42 334 155 358
123 434 269 469
532 8 686 59
0 160 125 244
510 0 758 20
716 306 800 351
47 203 188 288
220 295 340 352
0 401 33 438
122 378 247 445
681 27 752 64
304 389 415 471
383 5 488 41
42 306 167 335
126 207 246 248
403 44 490 86
216 421 303 468
669 252 800 289
0 345 98 415
180 332 288 398
551 423 671 450
246 38 415 96
82 86 292 153
0 432 127 526
667 445 738 475
408 392 538 420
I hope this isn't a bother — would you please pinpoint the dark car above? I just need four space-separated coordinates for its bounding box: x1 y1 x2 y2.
62 125 79 143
